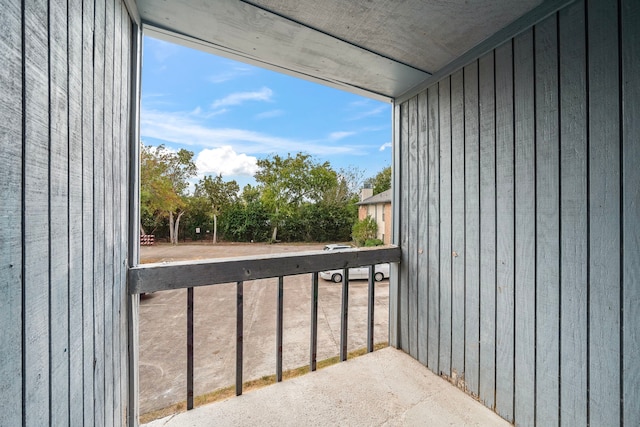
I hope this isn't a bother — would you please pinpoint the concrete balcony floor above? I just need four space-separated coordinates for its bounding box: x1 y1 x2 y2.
143 347 509 427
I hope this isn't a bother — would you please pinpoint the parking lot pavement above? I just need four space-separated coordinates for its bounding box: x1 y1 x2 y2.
139 243 390 414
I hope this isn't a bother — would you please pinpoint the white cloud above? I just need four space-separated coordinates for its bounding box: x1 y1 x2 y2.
195 146 259 176
255 109 284 120
379 142 392 151
328 131 356 141
141 93 174 108
209 66 254 84
348 99 374 108
348 105 387 121
140 108 363 156
190 106 229 118
211 87 273 109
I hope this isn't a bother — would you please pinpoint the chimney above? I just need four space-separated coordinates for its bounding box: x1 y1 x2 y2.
360 184 373 201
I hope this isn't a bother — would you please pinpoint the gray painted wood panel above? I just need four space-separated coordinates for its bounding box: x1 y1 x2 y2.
127 25 142 425
113 2 124 421
438 77 452 377
94 0 107 424
478 50 496 409
450 69 465 385
396 2 635 426
0 2 22 425
50 0 71 424
2 1 132 425
463 61 480 397
82 0 97 423
513 29 536 427
417 91 429 366
122 12 132 421
587 0 621 424
120 11 132 424
558 3 588 425
426 85 440 373
494 40 515 422
68 0 85 422
399 102 410 351
103 2 116 425
622 0 640 423
24 0 51 424
112 2 122 421
408 96 419 359
534 14 560 427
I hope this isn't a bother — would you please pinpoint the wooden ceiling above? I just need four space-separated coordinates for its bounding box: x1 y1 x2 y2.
136 0 544 100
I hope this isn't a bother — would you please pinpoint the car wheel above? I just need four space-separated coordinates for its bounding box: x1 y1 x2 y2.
374 272 384 282
332 273 343 283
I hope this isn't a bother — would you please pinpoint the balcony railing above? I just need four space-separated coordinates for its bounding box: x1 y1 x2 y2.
128 246 401 411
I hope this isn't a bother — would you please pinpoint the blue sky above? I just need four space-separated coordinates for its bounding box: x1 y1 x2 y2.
141 36 392 189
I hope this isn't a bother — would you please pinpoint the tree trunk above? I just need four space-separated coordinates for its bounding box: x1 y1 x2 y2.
174 211 185 244
140 223 146 235
212 214 218 244
271 206 279 242
169 211 175 244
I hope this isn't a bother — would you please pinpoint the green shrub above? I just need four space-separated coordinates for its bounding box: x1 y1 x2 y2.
364 238 384 247
352 216 378 247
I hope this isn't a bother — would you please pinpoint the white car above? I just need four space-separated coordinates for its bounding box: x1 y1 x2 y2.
323 244 353 251
320 263 390 283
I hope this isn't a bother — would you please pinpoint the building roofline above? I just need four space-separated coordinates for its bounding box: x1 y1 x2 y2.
357 189 392 205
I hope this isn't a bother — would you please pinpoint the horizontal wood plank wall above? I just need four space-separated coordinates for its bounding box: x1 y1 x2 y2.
396 0 637 425
0 1 133 425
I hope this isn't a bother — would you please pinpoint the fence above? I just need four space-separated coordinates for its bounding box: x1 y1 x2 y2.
140 235 155 246
128 246 401 409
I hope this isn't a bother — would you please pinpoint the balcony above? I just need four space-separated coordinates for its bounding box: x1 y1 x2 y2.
143 347 509 427
129 246 507 426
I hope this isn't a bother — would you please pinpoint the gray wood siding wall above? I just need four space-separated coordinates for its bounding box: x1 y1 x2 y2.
396 0 639 425
0 0 134 425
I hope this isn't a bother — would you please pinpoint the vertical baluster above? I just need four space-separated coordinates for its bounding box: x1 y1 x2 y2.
187 287 194 410
340 268 349 361
276 276 284 382
236 281 243 396
310 272 319 371
368 265 375 353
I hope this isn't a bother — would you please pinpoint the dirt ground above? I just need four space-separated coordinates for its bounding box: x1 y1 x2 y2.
139 242 390 414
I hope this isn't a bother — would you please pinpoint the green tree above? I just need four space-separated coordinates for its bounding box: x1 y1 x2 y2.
183 196 214 241
321 166 365 205
194 175 239 243
240 184 261 204
369 166 391 195
352 216 378 247
255 153 337 241
221 201 270 242
140 143 196 244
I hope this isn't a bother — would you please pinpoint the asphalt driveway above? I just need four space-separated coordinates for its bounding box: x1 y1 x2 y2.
139 242 390 414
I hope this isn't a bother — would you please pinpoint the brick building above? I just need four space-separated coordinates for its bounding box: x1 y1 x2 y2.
357 188 392 245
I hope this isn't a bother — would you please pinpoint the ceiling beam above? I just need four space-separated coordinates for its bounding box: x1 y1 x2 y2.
396 0 578 103
137 0 430 100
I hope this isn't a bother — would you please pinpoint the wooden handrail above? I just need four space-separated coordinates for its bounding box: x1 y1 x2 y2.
128 246 401 294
